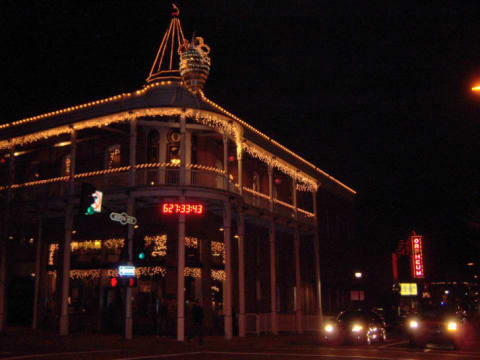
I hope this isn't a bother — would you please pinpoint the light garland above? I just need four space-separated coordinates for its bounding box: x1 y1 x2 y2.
0 85 355 194
274 198 295 210
185 236 198 248
211 269 226 281
184 267 201 278
241 140 317 192
49 244 58 265
48 266 223 280
48 265 167 280
211 241 224 257
48 238 125 265
144 234 167 257
71 240 102 252
297 208 315 218
103 238 125 249
243 186 270 200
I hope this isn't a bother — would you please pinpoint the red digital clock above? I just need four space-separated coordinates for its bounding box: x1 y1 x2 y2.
161 202 205 215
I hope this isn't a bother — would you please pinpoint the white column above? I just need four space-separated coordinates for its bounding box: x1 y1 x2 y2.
223 201 233 339
177 195 186 341
268 164 273 212
293 175 298 217
237 210 246 337
180 113 186 185
312 190 323 318
125 118 137 340
255 237 261 335
185 131 192 185
269 220 278 335
294 228 303 334
159 129 167 184
223 134 229 191
32 216 43 329
0 145 14 332
237 144 243 195
60 129 76 336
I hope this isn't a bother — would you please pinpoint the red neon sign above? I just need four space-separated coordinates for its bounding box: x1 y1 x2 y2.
161 202 205 215
411 235 424 279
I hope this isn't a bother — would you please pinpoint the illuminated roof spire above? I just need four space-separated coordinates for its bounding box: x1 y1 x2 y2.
146 4 186 84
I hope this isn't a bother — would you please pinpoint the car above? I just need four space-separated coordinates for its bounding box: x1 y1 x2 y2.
322 309 387 345
406 302 475 349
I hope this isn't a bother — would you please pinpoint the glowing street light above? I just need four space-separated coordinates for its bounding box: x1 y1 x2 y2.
472 85 480 92
354 272 363 279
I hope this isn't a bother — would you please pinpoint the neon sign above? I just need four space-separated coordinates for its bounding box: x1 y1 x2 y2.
411 235 424 278
161 203 205 215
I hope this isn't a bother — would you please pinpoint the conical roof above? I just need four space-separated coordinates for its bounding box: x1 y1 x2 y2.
146 4 186 84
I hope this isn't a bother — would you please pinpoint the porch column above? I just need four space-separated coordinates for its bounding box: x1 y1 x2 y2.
269 219 278 335
294 227 303 334
185 131 192 185
255 237 261 335
60 128 76 336
125 117 137 340
32 216 43 329
237 209 246 337
180 113 186 185
223 133 229 191
312 189 323 318
0 145 14 332
268 163 273 212
223 200 233 339
237 143 243 195
159 129 167 184
177 194 186 341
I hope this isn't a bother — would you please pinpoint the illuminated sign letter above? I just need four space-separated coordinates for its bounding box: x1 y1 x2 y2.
410 236 424 279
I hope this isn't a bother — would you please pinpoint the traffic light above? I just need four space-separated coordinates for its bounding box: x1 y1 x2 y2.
127 277 137 288
110 276 137 288
80 183 96 215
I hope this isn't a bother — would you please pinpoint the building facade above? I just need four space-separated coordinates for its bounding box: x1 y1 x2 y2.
0 7 355 339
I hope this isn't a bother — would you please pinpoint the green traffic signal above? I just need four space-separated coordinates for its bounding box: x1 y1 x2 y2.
138 252 145 260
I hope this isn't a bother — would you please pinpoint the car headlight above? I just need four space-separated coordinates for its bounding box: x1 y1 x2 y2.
447 321 457 332
324 324 335 333
352 324 363 332
409 320 419 329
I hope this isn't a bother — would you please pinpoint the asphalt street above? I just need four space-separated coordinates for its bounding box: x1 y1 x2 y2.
1 332 480 360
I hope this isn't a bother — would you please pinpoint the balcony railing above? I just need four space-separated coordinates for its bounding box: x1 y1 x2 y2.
1 162 315 223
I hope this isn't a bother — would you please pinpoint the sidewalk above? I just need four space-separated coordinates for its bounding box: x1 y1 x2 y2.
0 327 323 356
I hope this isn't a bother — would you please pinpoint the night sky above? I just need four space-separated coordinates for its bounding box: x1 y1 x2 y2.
2 1 479 281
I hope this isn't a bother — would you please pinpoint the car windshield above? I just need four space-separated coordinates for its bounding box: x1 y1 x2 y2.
338 311 370 323
417 303 459 319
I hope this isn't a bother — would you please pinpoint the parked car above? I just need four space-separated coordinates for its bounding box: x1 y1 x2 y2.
322 309 387 345
406 302 476 349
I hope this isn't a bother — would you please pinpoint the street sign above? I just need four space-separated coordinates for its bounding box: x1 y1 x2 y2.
109 212 137 225
118 265 136 277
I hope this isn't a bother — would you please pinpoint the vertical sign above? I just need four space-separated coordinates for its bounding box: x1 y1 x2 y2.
411 235 424 278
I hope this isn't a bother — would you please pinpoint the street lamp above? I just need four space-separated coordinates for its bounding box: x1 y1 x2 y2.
472 85 480 91
354 272 363 279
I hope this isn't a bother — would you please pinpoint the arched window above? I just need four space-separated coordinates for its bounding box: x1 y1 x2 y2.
147 130 159 162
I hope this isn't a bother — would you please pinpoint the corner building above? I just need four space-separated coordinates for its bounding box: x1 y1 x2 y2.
0 8 356 339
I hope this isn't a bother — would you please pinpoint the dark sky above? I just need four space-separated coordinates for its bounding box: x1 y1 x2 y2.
2 1 479 280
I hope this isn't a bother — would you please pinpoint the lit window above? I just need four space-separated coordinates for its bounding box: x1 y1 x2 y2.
253 172 260 192
106 145 121 169
62 155 71 176
147 130 159 162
